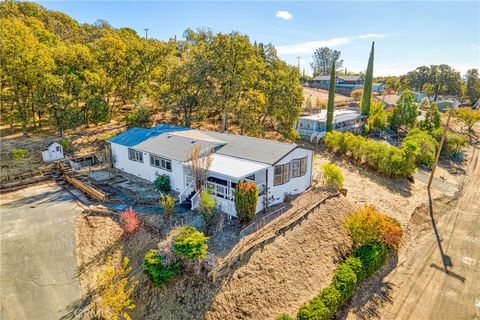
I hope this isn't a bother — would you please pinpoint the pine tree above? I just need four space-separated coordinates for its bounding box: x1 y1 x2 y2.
326 60 336 132
361 42 375 116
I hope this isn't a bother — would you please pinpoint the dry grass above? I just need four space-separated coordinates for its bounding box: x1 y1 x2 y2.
303 86 352 108
204 197 354 320
74 196 355 320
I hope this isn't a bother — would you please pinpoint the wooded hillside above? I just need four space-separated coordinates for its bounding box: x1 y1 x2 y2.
0 1 303 139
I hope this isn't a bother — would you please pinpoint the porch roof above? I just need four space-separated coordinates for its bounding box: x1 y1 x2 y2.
189 154 269 180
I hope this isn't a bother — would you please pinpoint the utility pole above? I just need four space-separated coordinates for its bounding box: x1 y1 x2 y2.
296 56 301 71
427 103 458 189
143 28 149 39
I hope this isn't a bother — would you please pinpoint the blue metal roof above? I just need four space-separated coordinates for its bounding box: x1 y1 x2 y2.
108 124 188 147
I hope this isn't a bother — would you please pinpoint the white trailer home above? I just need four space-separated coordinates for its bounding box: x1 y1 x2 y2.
109 125 313 217
296 109 367 144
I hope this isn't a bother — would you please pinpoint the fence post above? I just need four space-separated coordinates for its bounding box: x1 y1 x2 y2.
211 268 217 282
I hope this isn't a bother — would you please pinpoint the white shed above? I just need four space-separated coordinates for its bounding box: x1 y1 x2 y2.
41 142 64 162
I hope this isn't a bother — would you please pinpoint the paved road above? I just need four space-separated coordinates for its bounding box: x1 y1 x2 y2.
385 146 480 319
0 182 84 320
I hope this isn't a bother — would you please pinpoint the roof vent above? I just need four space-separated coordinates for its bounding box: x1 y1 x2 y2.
167 134 172 139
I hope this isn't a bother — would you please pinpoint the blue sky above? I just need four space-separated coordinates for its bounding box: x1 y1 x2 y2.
38 1 480 76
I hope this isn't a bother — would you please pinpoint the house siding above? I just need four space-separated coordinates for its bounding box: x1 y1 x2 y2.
268 148 313 205
111 143 185 192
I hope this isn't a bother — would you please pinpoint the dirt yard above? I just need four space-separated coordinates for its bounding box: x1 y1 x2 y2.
303 86 352 108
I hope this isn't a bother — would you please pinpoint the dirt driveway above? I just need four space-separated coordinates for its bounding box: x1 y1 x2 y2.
0 182 84 320
383 146 480 319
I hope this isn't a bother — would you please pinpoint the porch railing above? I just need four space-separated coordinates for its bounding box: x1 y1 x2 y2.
206 181 234 201
178 181 194 203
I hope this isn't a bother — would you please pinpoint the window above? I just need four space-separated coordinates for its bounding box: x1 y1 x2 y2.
274 163 290 186
56 146 61 152
150 155 172 171
291 157 308 178
128 149 143 162
300 157 307 176
291 159 301 178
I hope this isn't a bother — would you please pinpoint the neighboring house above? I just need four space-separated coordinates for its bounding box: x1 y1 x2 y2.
109 124 313 217
431 96 461 112
373 83 386 93
41 142 64 162
296 109 367 143
307 75 385 95
375 91 427 110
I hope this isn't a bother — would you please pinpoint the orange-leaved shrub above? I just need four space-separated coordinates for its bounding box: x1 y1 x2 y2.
120 207 141 235
343 205 402 249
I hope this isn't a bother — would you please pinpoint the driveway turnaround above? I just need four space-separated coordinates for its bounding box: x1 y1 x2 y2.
1 182 83 320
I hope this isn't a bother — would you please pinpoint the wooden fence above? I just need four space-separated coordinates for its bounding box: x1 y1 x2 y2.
63 174 106 201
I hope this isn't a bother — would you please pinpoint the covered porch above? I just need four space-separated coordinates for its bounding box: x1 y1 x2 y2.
182 154 269 217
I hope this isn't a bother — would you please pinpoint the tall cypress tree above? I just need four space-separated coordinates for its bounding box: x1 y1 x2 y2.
326 60 336 132
361 41 375 116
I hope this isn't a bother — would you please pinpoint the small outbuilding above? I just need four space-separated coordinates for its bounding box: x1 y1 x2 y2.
41 142 64 163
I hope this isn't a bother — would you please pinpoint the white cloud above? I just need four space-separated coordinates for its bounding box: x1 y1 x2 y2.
358 33 388 39
276 33 388 55
275 10 293 21
277 37 352 55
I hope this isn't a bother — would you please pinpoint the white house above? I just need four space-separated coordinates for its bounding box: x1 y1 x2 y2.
296 109 367 143
109 124 313 217
41 142 64 162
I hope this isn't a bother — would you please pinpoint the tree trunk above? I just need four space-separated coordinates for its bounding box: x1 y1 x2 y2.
222 110 228 132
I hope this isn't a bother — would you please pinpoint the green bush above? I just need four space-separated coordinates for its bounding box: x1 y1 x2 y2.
11 148 28 159
297 296 330 320
199 189 220 235
159 194 175 220
275 314 294 320
233 181 259 224
324 131 417 178
332 262 358 304
59 138 70 151
443 132 467 159
289 241 391 320
344 256 367 283
353 242 389 279
143 249 180 286
320 162 344 190
403 128 438 167
318 284 342 316
153 174 171 194
173 226 209 261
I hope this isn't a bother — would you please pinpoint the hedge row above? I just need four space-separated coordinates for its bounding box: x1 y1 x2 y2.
403 128 438 167
294 242 389 320
323 131 417 178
